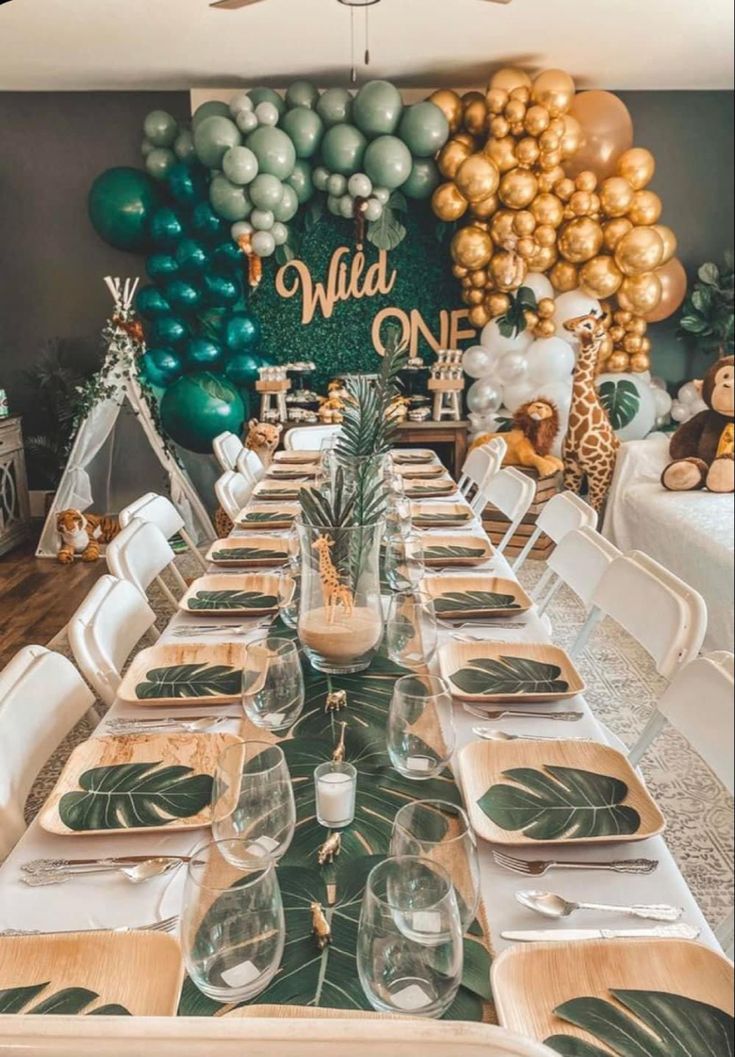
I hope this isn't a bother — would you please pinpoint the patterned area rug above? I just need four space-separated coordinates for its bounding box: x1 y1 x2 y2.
24 556 733 932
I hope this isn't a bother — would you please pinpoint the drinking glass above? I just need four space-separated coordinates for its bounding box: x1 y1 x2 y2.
242 635 305 731
385 493 412 540
384 531 425 593
182 838 285 1003
390 800 480 933
278 556 300 630
211 741 296 862
356 856 463 1017
385 591 438 670
387 674 456 781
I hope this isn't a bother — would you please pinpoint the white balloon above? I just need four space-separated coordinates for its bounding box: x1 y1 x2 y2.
652 387 673 417
463 344 496 380
671 399 688 423
650 375 667 391
502 381 537 413
480 320 534 357
678 381 701 405
522 272 554 302
467 379 502 414
468 410 500 435
596 372 656 441
553 289 602 341
525 337 575 385
496 351 528 385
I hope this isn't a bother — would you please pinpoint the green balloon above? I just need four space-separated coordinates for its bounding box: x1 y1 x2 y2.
143 110 179 148
149 315 190 348
249 173 284 211
160 372 245 454
353 80 403 138
398 101 450 158
138 348 182 389
222 145 259 185
286 79 320 110
402 157 441 200
364 135 412 190
224 352 262 387
317 87 353 127
282 106 324 159
287 160 314 203
174 129 196 161
246 126 296 180
141 138 155 158
321 124 367 176
192 100 230 130
88 167 160 252
194 115 241 169
272 184 299 223
248 87 286 117
209 174 251 222
145 147 176 181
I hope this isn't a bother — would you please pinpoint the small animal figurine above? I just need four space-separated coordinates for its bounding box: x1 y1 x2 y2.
332 722 347 763
245 419 282 468
325 690 347 714
317 832 342 866
310 901 332 950
471 399 564 477
312 534 354 624
56 510 120 564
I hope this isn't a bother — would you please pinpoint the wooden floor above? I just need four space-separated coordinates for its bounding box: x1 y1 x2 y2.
0 538 104 666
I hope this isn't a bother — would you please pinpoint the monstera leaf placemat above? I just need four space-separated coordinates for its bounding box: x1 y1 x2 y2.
491 937 734 1054
392 449 438 465
206 535 296 567
458 740 665 846
410 502 474 528
236 502 300 530
403 478 456 499
118 642 248 706
414 532 493 568
439 642 584 702
39 732 241 835
180 574 290 616
395 463 446 479
423 575 531 618
0 931 183 1017
273 451 322 466
252 482 303 502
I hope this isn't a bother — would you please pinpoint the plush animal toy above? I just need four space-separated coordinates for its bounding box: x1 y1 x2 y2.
56 510 120 564
245 419 282 468
662 356 734 492
471 399 564 477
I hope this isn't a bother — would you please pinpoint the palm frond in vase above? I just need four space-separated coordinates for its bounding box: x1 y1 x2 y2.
335 324 410 458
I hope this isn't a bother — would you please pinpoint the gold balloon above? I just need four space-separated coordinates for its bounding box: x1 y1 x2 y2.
490 209 516 246
452 264 469 279
455 153 500 204
455 132 476 150
467 288 485 305
603 217 633 252
623 333 643 353
608 351 630 372
515 137 540 168
485 136 518 174
486 87 509 115
538 297 556 319
491 116 511 139
643 257 688 323
652 224 677 264
513 210 537 236
628 189 663 226
470 268 488 288
469 304 491 328
438 139 471 179
599 176 635 218
489 249 528 292
524 104 550 136
490 67 533 94
531 192 564 227
617 147 655 190
470 193 499 219
579 255 624 298
517 237 537 259
558 217 604 263
630 352 651 373
570 190 592 216
554 177 576 202
566 90 634 180
464 98 489 136
498 169 538 209
614 226 665 277
432 182 469 222
560 114 583 159
430 89 463 134
531 68 576 117
538 166 565 193
536 318 557 339
575 170 598 193
451 225 493 270
526 244 558 272
535 223 558 248
487 292 511 316
550 260 579 292
628 316 647 336
618 272 663 314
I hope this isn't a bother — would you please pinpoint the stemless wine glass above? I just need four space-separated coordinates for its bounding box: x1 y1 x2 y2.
385 591 438 670
211 741 296 863
384 531 425 593
182 838 285 1004
242 635 305 732
278 556 301 630
387 674 456 780
385 493 412 540
356 856 463 1018
390 800 480 933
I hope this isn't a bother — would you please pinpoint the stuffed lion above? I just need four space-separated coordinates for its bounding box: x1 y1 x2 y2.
471 399 564 478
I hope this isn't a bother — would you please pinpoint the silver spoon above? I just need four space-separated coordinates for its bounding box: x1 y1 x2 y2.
473 727 587 743
22 858 183 887
516 889 684 923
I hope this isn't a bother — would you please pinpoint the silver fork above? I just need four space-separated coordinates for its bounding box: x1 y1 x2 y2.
106 715 241 735
493 850 659 877
0 914 179 937
172 620 271 638
463 704 583 722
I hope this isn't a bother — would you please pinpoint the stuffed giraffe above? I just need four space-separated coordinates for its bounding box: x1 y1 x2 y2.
312 534 354 624
562 311 620 511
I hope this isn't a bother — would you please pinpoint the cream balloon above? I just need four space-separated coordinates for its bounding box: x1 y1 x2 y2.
480 320 534 357
496 351 529 385
521 271 555 302
462 344 498 379
525 337 576 385
552 289 602 339
467 378 503 414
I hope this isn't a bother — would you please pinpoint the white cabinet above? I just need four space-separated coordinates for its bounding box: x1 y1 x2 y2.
0 416 30 556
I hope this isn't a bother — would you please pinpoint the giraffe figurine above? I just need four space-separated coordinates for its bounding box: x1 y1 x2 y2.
312 534 354 624
562 311 621 512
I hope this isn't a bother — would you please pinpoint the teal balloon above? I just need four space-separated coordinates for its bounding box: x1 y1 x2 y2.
282 106 323 159
136 285 171 319
209 174 251 222
224 312 262 354
287 160 314 203
211 240 243 274
272 184 299 223
145 148 176 181
203 273 240 307
199 307 227 339
160 372 245 454
88 167 160 252
222 145 259 186
149 315 190 348
317 87 353 127
286 80 320 110
246 126 296 180
224 351 262 387
192 100 230 130
191 201 226 242
174 129 196 161
194 115 241 169
167 162 206 207
146 254 179 283
248 88 286 117
182 337 223 372
321 124 367 176
236 387 252 421
175 237 209 277
398 101 450 158
138 348 182 388
402 157 441 200
364 135 412 190
165 278 202 312
249 173 284 211
149 206 185 249
143 110 179 148
353 80 403 137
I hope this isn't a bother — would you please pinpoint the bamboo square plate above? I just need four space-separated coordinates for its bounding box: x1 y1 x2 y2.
180 573 291 616
252 481 304 502
206 535 296 568
274 450 322 465
392 449 438 464
423 575 531 618
413 533 493 568
439 641 584 702
457 739 665 846
236 502 300 530
492 939 733 1050
403 478 456 499
266 464 319 480
0 932 184 1016
39 732 241 835
118 642 248 706
395 463 446 479
410 502 473 528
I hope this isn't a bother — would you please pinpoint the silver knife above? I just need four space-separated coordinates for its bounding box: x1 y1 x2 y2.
501 923 700 942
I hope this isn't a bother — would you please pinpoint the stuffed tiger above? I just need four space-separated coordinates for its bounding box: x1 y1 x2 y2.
245 419 282 468
56 509 121 564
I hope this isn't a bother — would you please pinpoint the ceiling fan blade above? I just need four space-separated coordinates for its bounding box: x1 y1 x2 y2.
210 0 267 9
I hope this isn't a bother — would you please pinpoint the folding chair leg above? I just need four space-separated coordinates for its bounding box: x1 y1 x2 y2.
569 606 603 659
627 712 668 769
537 576 563 617
532 565 556 604
715 910 734 959
155 575 181 611
179 528 208 572
86 704 102 727
513 527 540 572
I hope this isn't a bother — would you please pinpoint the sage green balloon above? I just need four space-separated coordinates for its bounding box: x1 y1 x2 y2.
173 129 196 161
251 208 275 231
192 100 230 130
317 87 353 127
364 135 412 190
246 126 296 180
398 101 450 158
282 106 324 159
327 194 341 217
248 87 286 117
287 160 314 203
143 110 179 148
194 115 241 169
209 174 251 222
249 173 284 210
353 80 403 137
402 157 441 200
321 123 367 176
222 145 259 185
145 147 177 181
141 138 155 158
286 79 320 110
273 184 299 223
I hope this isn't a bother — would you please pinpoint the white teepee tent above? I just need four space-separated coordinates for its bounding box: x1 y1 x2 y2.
36 277 215 558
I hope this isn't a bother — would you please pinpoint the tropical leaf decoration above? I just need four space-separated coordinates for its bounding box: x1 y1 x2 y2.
434 590 521 615
413 512 471 526
135 662 241 700
0 983 130 1016
598 379 640 431
450 655 569 696
478 765 641 840
335 323 409 459
405 481 454 495
240 510 294 524
211 547 287 563
423 544 487 562
545 989 735 1056
367 191 408 252
187 590 277 612
497 286 538 339
58 762 213 831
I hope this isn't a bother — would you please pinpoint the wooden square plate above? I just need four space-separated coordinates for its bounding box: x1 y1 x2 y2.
395 463 446 479
492 939 733 1051
180 573 291 616
439 641 584 702
413 532 493 568
206 535 296 568
423 575 531 618
274 450 322 464
0 932 184 1016
410 502 473 528
457 738 665 846
403 478 456 499
266 464 319 480
392 449 438 464
39 732 241 835
236 502 300 530
118 642 248 706
252 481 304 502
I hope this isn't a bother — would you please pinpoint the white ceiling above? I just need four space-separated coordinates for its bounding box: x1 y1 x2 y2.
0 0 733 92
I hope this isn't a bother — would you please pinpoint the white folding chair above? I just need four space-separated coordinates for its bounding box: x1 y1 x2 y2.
68 574 158 708
213 431 245 472
514 491 597 573
215 470 254 524
535 526 621 617
285 425 341 452
569 550 708 679
236 448 266 485
474 466 536 548
458 437 507 497
0 645 97 860
106 518 188 610
119 492 207 572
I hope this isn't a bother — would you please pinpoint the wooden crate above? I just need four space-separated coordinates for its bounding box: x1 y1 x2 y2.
481 468 561 560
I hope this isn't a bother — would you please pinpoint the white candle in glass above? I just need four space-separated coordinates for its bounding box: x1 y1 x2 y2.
314 763 357 829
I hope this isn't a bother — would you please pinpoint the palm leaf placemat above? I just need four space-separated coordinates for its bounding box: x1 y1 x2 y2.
180 574 288 616
187 590 278 613
119 643 247 706
423 576 531 618
236 503 299 530
439 642 584 702
207 535 295 567
410 502 473 528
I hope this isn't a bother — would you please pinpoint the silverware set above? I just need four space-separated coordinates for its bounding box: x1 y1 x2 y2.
105 715 241 735
0 914 179 936
493 850 660 877
19 856 192 889
171 618 273 638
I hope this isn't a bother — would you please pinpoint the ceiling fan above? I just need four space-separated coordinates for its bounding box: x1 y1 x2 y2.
211 0 512 10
